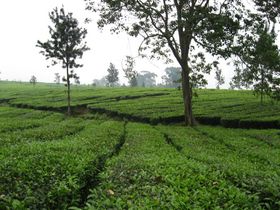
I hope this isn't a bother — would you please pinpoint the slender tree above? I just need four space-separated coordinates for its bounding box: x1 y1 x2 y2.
85 0 253 125
215 68 225 89
106 63 119 87
122 56 138 87
230 64 243 90
37 7 89 115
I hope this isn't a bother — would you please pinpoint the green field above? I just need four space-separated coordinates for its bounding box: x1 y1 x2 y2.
0 82 280 209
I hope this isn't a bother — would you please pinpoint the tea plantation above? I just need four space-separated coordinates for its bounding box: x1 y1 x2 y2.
1 82 279 128
0 82 279 209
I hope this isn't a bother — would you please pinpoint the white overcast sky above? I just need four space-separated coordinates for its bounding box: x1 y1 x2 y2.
0 0 278 87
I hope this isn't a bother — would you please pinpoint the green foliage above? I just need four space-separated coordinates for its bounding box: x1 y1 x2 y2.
37 7 89 71
0 107 124 209
234 25 280 102
0 82 279 128
188 52 213 89
0 84 280 209
161 125 280 209
81 123 280 209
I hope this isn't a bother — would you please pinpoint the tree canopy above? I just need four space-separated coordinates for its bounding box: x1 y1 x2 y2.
253 0 280 22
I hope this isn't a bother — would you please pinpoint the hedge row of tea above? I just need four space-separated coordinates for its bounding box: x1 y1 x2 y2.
80 123 280 209
0 105 279 208
1 82 279 128
0 106 125 209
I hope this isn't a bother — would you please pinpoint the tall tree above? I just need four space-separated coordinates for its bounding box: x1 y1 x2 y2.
215 68 225 89
123 56 138 87
86 0 250 125
106 63 119 87
37 7 89 115
229 64 243 90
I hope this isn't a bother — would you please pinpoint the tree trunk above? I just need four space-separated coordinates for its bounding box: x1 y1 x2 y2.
66 66 71 115
261 70 264 105
181 67 195 126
